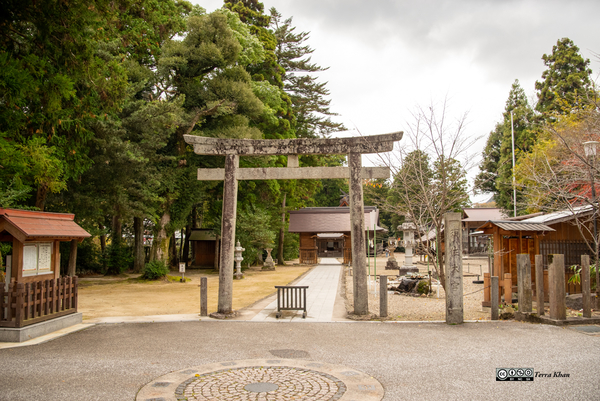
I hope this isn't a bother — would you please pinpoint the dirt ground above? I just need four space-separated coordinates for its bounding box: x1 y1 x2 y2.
78 264 311 320
78 253 596 321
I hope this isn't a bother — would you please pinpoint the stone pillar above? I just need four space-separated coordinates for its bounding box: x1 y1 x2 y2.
399 219 419 275
491 276 499 320
548 254 566 320
535 254 544 316
349 152 368 315
380 275 388 318
517 254 532 313
444 212 463 324
581 255 592 318
218 154 239 315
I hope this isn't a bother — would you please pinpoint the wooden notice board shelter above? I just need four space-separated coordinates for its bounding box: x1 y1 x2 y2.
0 208 90 329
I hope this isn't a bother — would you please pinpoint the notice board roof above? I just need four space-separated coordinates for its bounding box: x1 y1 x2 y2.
0 208 91 243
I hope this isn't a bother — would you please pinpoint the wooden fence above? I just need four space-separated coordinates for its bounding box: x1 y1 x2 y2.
0 277 78 328
299 247 318 264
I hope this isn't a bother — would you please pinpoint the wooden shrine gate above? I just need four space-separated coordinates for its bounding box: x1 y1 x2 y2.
184 132 402 316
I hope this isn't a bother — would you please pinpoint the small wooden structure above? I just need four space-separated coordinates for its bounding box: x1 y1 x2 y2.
0 208 90 329
189 228 219 269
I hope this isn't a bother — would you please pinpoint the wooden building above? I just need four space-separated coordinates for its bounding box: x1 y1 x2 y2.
288 206 386 264
478 205 597 304
0 208 89 333
189 229 219 269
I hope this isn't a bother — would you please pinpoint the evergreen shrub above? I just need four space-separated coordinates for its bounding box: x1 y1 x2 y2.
142 260 169 280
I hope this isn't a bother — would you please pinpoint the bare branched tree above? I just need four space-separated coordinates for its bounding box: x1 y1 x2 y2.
371 98 478 290
516 100 600 287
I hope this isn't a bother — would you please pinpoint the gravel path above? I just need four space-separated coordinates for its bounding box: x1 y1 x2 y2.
344 254 491 320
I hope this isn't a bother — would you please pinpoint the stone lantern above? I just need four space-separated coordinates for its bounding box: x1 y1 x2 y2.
398 217 419 276
385 237 399 270
234 240 245 280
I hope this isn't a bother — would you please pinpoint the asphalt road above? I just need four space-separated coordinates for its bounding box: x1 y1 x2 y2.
1 320 599 400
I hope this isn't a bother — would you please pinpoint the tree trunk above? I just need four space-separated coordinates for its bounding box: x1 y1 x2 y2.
151 211 170 263
277 193 286 265
67 239 78 277
35 183 48 211
190 205 197 264
214 234 220 271
182 224 192 264
112 214 122 240
169 232 178 268
133 217 145 273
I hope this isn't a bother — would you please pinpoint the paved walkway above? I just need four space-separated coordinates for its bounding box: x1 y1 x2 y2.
251 257 343 322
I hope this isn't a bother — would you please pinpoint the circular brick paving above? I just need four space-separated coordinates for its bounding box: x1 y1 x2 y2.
136 359 383 401
176 366 345 400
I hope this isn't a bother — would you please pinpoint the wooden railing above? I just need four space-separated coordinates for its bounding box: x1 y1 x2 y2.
0 277 78 328
299 247 317 264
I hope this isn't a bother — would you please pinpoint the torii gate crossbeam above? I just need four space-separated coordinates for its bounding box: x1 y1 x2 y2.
184 132 402 317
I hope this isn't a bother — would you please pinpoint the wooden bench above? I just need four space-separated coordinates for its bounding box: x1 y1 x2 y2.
275 286 308 318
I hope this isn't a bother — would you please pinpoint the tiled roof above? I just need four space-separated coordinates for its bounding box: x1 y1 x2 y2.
0 208 90 241
288 207 385 233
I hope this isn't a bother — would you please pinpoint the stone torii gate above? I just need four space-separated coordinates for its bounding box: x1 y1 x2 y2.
184 132 402 317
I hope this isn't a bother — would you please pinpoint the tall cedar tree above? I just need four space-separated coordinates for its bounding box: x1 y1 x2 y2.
535 38 595 119
475 80 538 215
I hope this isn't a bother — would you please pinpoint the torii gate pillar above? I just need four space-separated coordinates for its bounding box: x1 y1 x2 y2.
348 152 368 313
219 154 239 314
185 132 402 317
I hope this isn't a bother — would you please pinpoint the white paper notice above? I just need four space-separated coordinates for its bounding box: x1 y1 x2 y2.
38 243 52 272
23 244 38 272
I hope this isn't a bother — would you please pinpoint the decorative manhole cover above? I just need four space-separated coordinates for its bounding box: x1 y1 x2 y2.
137 359 383 401
175 366 345 400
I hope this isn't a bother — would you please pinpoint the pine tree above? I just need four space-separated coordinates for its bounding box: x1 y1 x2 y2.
270 8 346 139
535 38 595 118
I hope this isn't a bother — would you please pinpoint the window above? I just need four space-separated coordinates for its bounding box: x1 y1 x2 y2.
22 243 53 276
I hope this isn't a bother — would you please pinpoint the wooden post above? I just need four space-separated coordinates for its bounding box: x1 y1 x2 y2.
581 255 592 318
483 272 491 307
491 276 499 320
200 277 208 317
517 254 532 313
217 154 239 315
548 254 566 320
503 273 512 304
349 152 368 315
380 275 388 318
444 212 463 324
535 255 544 316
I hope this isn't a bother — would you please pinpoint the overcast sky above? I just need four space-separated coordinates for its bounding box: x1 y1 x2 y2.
192 0 600 198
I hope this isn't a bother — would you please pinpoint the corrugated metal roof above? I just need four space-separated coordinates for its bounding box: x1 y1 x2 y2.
483 220 555 232
522 205 593 225
462 208 507 222
0 208 90 239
